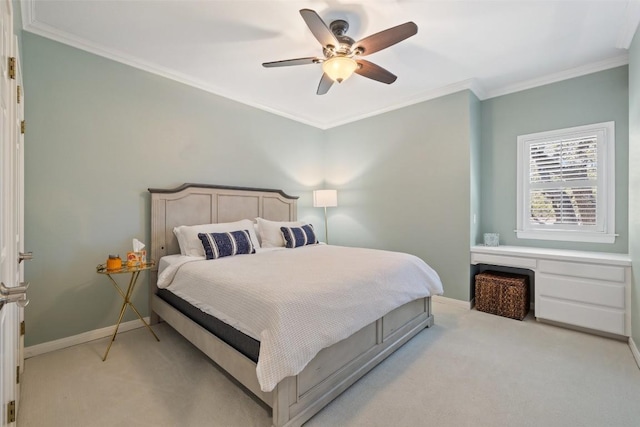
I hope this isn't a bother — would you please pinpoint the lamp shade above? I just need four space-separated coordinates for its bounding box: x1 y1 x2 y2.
313 189 338 208
322 57 357 83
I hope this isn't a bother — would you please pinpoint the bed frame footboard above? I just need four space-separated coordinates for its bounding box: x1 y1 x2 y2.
152 294 433 427
273 297 432 427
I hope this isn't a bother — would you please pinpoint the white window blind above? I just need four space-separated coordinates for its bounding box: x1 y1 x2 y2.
529 136 597 227
516 122 615 243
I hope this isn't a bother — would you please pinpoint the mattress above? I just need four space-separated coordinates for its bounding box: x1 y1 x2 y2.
157 288 260 362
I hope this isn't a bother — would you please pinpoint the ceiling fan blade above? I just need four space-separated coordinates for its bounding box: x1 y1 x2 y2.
262 57 319 68
353 22 418 56
317 73 334 95
300 9 340 48
355 60 397 84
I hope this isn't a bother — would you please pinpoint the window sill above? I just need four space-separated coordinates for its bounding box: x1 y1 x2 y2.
516 230 616 244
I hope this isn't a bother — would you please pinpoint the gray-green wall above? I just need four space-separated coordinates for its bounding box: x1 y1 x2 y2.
23 33 325 346
470 92 482 246
628 29 640 350
480 67 629 252
324 91 477 302
23 29 632 347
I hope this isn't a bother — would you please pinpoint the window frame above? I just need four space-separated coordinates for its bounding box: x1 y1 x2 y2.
516 121 616 244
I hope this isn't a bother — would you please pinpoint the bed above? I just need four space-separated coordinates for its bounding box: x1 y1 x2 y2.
148 183 443 427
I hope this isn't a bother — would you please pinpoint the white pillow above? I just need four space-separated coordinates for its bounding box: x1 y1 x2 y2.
174 219 261 257
256 217 304 248
254 223 262 246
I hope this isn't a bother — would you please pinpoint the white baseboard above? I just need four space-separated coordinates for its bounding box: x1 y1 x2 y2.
432 295 473 309
25 317 150 359
630 337 640 370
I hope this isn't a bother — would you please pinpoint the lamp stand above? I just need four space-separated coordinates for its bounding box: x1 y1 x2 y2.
324 206 329 244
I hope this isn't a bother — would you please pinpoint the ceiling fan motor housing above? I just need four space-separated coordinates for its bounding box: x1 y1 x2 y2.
330 20 349 36
329 20 355 55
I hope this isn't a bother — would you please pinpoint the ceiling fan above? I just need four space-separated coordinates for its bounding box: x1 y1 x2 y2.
262 9 418 95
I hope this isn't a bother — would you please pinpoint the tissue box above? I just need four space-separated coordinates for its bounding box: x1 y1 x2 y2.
126 251 143 267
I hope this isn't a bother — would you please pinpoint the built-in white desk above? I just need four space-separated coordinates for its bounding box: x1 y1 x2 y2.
471 245 631 337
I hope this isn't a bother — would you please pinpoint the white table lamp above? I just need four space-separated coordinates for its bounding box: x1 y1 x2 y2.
313 189 338 244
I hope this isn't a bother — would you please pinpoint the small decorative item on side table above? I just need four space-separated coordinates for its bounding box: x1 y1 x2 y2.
96 259 159 361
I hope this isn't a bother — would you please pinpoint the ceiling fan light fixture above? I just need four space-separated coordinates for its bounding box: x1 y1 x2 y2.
322 56 358 83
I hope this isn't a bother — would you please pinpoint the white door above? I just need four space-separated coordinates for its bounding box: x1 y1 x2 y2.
0 0 15 424
13 36 25 413
0 0 26 425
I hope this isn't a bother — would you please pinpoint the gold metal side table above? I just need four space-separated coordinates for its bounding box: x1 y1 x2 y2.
96 261 159 360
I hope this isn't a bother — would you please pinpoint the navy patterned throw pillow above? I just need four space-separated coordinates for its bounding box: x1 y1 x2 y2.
198 230 256 260
280 224 318 249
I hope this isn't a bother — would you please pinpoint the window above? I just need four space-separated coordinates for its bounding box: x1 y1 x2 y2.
516 122 615 243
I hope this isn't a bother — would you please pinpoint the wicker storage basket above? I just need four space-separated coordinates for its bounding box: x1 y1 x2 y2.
475 271 529 320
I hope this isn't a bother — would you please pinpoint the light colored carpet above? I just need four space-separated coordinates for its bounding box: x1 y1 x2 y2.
17 302 640 427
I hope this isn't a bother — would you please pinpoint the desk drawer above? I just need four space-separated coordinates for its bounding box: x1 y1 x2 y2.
537 296 626 336
471 253 536 269
537 273 625 309
538 260 625 283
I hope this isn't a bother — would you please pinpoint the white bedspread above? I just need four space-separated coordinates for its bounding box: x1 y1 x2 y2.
158 245 443 392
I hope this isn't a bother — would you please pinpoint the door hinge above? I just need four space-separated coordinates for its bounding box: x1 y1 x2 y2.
16 366 19 384
17 85 21 104
20 320 25 336
20 120 25 134
8 57 15 79
6 400 15 423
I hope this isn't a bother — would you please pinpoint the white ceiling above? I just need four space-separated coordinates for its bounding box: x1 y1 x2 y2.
22 1 640 129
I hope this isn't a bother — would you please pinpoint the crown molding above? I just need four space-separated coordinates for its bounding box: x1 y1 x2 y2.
20 0 488 130
20 0 632 130
484 54 629 100
616 0 640 49
21 0 35 32
23 11 486 130
467 79 488 101
319 79 486 129
21 6 328 129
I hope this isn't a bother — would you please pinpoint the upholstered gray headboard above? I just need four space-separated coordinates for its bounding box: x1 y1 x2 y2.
148 183 298 264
